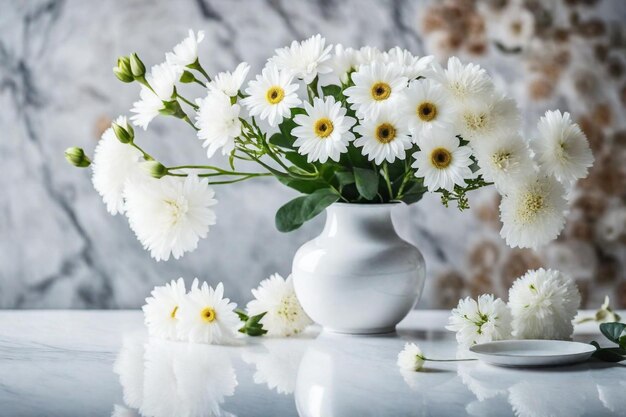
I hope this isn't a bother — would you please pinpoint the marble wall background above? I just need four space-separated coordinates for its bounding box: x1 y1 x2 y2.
0 0 624 309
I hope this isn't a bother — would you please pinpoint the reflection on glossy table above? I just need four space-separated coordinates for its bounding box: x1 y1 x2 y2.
0 310 624 417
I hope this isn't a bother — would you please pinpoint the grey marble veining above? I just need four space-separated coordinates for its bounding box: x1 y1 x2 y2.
0 310 624 417
0 0 623 309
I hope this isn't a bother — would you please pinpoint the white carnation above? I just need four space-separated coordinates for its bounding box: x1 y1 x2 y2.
446 294 512 348
397 342 425 372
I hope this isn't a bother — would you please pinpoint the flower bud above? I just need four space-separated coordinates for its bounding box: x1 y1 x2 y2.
143 161 167 179
130 53 146 78
65 147 91 168
112 122 133 144
113 56 133 83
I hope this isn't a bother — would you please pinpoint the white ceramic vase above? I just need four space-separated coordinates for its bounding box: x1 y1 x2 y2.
292 203 426 334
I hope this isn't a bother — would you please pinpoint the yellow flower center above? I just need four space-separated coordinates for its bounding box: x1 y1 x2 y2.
371 82 392 101
375 123 396 144
491 151 512 170
517 192 544 223
200 307 217 323
464 111 488 132
430 147 453 169
314 118 334 138
170 306 178 319
266 86 285 104
417 102 437 122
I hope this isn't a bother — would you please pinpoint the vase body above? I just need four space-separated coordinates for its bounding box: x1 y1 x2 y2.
292 203 426 334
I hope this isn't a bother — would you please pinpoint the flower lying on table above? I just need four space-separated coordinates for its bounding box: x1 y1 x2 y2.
397 342 476 372
445 267 581 347
142 274 311 344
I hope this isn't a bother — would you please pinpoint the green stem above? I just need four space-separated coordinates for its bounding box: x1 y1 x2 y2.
176 93 198 110
382 162 393 200
188 59 212 82
207 174 270 184
168 165 263 176
423 358 477 362
130 142 152 160
182 115 198 131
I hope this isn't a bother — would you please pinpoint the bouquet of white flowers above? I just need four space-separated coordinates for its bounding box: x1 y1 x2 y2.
66 32 593 262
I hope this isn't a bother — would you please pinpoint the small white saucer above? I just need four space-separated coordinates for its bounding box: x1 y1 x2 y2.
469 340 596 367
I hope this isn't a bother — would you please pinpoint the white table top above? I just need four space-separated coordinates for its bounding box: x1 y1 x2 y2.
0 310 623 417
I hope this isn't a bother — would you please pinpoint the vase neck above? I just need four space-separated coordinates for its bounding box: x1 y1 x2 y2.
321 204 397 240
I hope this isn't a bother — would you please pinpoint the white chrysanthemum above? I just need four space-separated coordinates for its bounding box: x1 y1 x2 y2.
384 46 435 80
457 93 521 144
532 110 594 185
473 132 536 192
130 62 181 130
124 175 217 261
241 64 301 127
91 117 144 215
208 62 250 97
446 294 512 348
165 29 205 68
354 46 383 67
403 79 456 140
433 56 495 105
292 97 356 163
499 174 568 249
247 273 312 337
508 268 581 340
397 342 425 372
412 128 473 192
269 34 332 84
177 280 240 344
344 61 408 118
354 107 412 164
328 44 358 84
195 91 242 158
142 278 187 340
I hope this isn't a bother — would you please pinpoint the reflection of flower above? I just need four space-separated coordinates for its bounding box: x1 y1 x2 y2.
114 337 237 417
242 339 308 394
597 381 626 413
509 268 581 340
111 404 140 417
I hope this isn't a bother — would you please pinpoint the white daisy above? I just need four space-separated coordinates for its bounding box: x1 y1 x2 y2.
403 79 456 140
457 92 521 145
508 268 581 340
354 46 383 67
292 97 356 163
165 29 205 68
91 117 145 215
532 110 594 185
412 128 473 192
328 44 358 84
446 294 512 348
130 62 181 130
269 34 333 84
246 273 312 337
354 106 413 164
384 46 435 80
473 132 536 192
195 91 242 158
433 56 495 105
142 278 187 340
123 175 217 261
241 64 301 127
208 62 250 97
397 342 425 372
344 61 408 118
499 174 568 249
177 280 240 344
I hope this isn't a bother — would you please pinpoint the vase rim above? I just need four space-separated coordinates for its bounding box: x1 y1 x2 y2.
330 202 401 209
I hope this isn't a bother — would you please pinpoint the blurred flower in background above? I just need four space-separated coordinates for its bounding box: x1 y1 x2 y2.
420 0 626 308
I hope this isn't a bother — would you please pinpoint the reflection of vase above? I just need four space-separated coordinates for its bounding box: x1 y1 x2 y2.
292 203 426 334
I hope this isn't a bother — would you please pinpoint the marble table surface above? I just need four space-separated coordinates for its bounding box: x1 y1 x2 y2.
0 310 624 417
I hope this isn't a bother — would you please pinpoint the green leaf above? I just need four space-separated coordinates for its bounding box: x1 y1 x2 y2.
620 335 626 350
353 167 379 200
321 84 343 101
284 151 315 172
275 188 340 232
600 322 626 344
400 180 428 205
592 347 626 362
277 176 328 194
234 309 248 322
335 171 355 187
268 132 296 150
